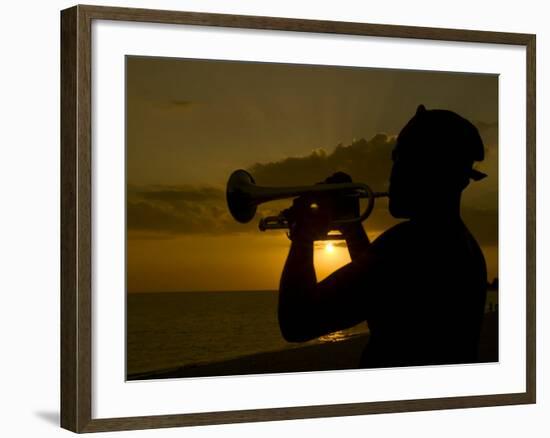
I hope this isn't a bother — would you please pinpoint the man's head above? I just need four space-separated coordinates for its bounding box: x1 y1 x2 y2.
389 105 486 219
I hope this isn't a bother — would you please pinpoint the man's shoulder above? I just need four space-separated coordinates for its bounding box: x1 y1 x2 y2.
372 221 414 246
358 221 415 262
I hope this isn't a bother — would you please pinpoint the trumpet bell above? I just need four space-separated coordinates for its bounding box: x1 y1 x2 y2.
226 169 258 223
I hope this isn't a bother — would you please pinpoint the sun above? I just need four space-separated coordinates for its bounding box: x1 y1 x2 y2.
325 242 335 254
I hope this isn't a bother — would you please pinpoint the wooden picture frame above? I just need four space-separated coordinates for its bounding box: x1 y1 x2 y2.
61 4 536 433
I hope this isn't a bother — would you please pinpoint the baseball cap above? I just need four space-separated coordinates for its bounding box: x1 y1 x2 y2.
398 105 488 182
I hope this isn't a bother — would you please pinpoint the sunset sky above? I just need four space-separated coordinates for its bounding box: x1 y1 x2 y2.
126 56 498 293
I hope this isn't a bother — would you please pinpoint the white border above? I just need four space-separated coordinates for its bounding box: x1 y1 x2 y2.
92 20 526 419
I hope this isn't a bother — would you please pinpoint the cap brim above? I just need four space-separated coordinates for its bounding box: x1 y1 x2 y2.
469 169 488 181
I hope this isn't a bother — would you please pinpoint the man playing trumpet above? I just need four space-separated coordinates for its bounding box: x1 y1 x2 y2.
278 105 488 367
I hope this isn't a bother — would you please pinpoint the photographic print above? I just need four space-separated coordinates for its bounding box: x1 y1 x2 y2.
60 6 535 431
125 56 499 381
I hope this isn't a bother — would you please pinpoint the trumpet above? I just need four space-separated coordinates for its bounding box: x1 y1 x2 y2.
226 169 388 240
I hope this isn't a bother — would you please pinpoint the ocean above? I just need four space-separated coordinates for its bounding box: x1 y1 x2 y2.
126 290 369 376
127 289 498 377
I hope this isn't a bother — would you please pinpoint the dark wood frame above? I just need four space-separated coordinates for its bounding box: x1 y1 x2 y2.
61 4 536 433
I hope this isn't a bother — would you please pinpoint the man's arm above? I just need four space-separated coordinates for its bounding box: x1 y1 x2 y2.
278 234 373 343
341 223 370 261
277 174 379 343
278 217 403 343
278 238 317 342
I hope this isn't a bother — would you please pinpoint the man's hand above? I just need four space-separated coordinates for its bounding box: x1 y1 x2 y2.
283 196 332 242
282 171 367 245
322 172 370 259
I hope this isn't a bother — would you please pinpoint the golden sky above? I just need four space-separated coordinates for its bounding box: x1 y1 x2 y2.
126 56 498 293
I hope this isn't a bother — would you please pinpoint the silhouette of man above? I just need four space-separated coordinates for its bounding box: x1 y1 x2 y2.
278 105 488 367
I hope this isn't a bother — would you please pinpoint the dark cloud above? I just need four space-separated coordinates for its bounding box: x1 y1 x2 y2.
127 184 255 236
248 133 395 191
127 135 397 238
169 99 193 107
138 186 223 203
137 98 198 113
128 129 497 246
